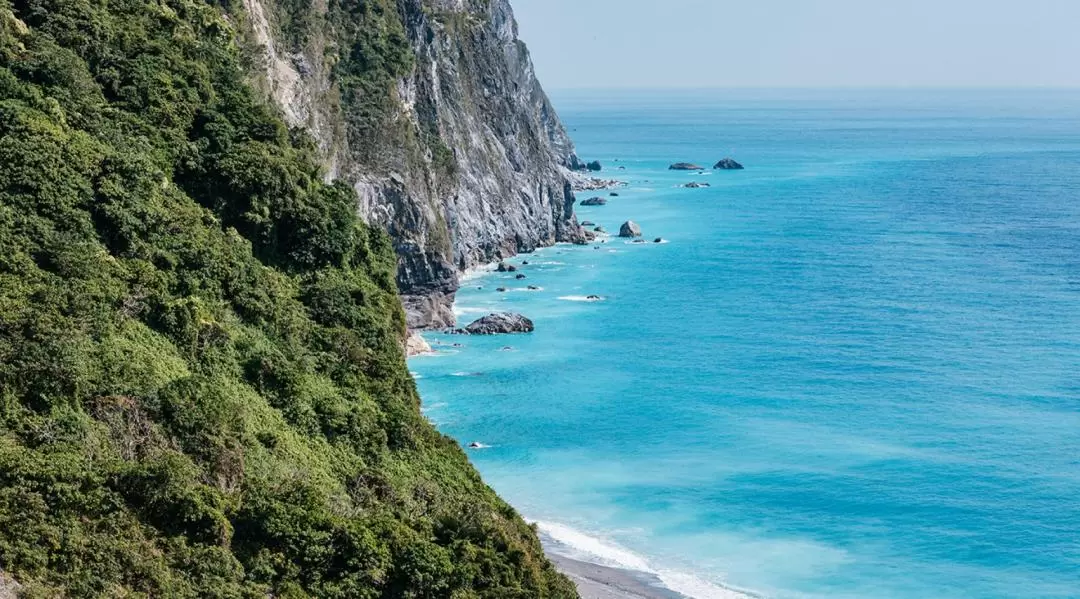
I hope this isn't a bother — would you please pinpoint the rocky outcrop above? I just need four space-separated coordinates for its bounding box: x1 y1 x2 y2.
459 312 535 335
243 0 587 329
619 221 643 238
586 160 602 171
669 163 705 171
405 331 434 357
714 158 745 170
580 197 607 206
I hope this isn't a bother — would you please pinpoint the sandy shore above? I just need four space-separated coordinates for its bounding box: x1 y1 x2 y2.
549 553 689 599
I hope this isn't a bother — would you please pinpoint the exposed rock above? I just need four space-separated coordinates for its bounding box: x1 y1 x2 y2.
497 262 517 273
527 285 540 290
580 221 595 227
405 331 433 357
580 197 607 206
654 237 664 243
594 226 605 233
684 182 711 188
515 274 527 280
460 313 535 335
714 158 745 170
669 162 705 171
587 295 602 300
632 239 648 244
609 192 619 196
586 160 602 171
0 571 19 599
522 260 530 265
569 173 628 191
619 221 643 238
468 442 483 449
496 287 508 293
248 0 589 330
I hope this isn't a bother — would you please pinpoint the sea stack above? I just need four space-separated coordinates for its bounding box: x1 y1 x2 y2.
714 158 745 170
619 221 643 238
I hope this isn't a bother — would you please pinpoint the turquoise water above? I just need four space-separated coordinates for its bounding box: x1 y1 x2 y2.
410 90 1080 599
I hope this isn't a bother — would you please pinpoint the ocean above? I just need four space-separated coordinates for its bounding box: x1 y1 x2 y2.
409 89 1080 599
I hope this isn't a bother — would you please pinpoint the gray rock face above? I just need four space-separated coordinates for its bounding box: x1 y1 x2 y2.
714 158 745 170
580 197 608 206
669 163 705 171
619 221 643 238
245 0 586 329
460 313 535 335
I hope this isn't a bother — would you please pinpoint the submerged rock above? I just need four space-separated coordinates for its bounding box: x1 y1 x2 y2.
580 197 607 206
619 221 643 238
669 162 705 171
714 157 745 170
496 287 508 293
683 182 711 188
460 313 535 335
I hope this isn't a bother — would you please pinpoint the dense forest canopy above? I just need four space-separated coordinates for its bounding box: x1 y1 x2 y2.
0 0 575 596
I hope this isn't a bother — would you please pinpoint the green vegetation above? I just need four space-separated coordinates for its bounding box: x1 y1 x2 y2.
0 0 574 596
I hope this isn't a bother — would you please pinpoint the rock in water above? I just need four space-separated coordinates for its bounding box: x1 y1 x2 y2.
619 221 643 238
580 197 608 206
587 160 603 171
669 162 705 171
683 182 711 188
714 158 745 170
462 313 535 335
497 262 517 272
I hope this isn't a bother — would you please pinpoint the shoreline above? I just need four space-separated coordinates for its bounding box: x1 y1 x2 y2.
548 551 690 599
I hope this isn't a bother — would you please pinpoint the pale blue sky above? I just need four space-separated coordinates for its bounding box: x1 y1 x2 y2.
511 0 1080 89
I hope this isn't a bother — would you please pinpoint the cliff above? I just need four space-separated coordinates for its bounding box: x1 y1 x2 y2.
0 0 576 596
242 0 587 329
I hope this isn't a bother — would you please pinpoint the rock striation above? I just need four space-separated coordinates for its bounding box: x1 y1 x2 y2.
245 0 588 329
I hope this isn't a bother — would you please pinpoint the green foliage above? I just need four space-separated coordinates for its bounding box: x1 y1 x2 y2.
0 0 575 596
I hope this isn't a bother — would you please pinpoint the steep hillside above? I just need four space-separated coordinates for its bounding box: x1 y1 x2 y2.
239 0 588 328
0 0 575 596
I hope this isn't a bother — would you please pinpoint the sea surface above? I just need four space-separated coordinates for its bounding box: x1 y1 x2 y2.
409 89 1080 599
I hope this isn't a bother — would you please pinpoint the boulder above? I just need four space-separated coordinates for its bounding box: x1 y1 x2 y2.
619 221 643 238
610 192 620 197
461 313 535 335
497 262 517 272
714 158 744 170
522 260 530 265
586 160 603 172
515 274 527 280
654 237 664 243
669 162 705 171
580 197 607 206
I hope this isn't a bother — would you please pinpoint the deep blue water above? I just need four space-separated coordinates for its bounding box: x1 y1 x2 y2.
410 90 1080 599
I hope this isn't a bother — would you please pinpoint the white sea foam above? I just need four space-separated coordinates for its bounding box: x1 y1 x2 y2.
454 305 492 316
535 522 755 599
558 295 605 302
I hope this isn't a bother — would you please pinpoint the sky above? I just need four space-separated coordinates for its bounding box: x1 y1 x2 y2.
510 0 1080 89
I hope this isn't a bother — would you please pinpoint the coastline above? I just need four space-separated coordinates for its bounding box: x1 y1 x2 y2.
547 552 689 599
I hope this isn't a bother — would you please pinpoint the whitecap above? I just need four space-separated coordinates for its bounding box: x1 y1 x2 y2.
558 295 605 302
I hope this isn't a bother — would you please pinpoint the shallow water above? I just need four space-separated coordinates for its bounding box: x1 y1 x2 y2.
410 89 1080 598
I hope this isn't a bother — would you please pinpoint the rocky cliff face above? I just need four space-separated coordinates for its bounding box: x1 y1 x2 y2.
241 0 585 329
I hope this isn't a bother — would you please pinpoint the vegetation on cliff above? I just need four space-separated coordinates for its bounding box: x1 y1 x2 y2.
0 0 574 596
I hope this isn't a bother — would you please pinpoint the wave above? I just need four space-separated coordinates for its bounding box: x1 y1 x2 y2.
558 295 605 302
536 521 756 599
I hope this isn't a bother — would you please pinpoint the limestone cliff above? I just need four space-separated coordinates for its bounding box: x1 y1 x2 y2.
241 0 586 329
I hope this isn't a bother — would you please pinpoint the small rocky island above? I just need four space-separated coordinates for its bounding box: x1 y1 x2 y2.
714 158 745 170
669 162 706 171
580 197 608 206
458 313 535 335
619 221 643 238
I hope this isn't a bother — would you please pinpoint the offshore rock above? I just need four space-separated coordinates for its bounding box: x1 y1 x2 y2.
619 221 643 238
714 157 745 170
580 197 608 206
669 162 705 171
460 313 535 335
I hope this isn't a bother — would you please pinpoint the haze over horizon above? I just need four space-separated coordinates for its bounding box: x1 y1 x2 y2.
511 0 1080 90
